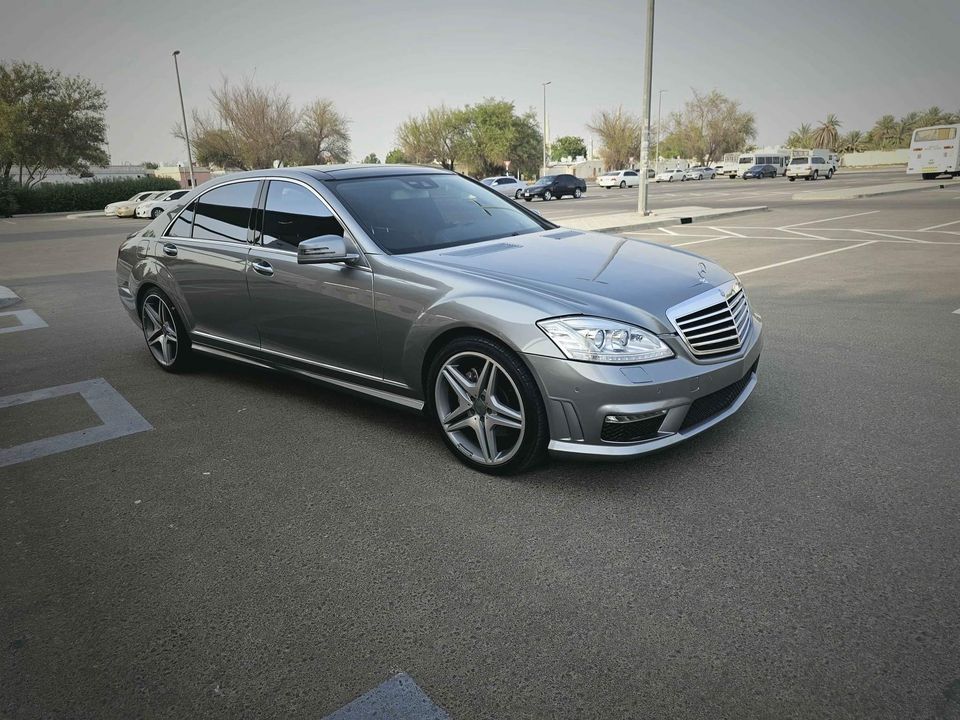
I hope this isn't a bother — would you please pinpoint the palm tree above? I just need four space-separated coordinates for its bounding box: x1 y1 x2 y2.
893 112 921 148
812 114 843 150
869 115 898 149
919 106 946 128
786 122 813 148
838 130 866 154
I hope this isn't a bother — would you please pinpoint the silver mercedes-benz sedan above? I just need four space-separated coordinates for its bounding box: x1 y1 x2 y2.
116 165 762 474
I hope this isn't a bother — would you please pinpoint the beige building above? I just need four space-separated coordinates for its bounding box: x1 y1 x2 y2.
154 165 213 188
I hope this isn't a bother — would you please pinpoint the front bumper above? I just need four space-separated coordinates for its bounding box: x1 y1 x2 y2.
527 317 763 459
115 206 136 217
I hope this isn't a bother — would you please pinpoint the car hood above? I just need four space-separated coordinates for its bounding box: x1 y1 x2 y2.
404 229 735 332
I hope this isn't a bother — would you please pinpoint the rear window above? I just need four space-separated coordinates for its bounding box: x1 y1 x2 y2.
914 127 957 142
739 157 753 164
791 158 809 164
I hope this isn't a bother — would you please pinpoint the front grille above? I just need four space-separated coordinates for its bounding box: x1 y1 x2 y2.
673 284 751 357
680 361 757 431
601 414 665 443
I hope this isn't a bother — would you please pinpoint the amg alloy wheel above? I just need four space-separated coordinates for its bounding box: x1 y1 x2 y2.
140 290 190 371
430 338 547 474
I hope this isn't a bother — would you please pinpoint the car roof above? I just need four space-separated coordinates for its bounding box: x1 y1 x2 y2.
202 164 455 186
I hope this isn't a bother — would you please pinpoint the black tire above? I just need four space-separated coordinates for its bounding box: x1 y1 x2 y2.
524 198 531 202
813 170 819 180
573 188 582 198
826 169 834 179
922 172 938 180
427 335 548 475
668 176 673 182
619 180 626 189
514 189 522 199
789 177 796 182
151 207 163 219
543 190 553 200
138 287 192 372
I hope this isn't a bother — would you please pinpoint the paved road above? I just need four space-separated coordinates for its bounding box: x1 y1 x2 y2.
1 183 959 719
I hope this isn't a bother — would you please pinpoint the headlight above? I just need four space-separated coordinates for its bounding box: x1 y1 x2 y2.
537 316 674 363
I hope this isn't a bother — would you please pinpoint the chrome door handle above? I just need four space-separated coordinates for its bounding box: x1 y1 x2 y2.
252 260 274 277
161 243 178 257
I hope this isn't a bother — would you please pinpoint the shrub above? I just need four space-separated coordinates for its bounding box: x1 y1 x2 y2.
11 176 181 215
0 178 18 217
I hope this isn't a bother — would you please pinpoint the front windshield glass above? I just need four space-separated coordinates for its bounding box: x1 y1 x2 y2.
329 174 551 255
532 175 556 186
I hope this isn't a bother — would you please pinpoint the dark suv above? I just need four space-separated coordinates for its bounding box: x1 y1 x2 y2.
522 174 587 201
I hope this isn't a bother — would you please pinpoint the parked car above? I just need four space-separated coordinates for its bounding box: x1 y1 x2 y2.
655 168 686 183
480 176 528 199
105 191 165 217
742 164 778 179
597 170 641 188
684 166 716 181
135 189 192 219
786 153 835 181
117 166 761 474
522 174 586 201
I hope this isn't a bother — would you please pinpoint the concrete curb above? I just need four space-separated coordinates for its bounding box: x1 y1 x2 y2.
561 205 768 234
64 212 106 219
0 285 22 309
793 180 960 201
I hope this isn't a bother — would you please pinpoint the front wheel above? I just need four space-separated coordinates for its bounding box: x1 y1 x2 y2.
668 177 673 182
543 190 553 200
150 207 163 219
826 169 834 179
429 336 548 475
813 170 819 180
573 188 582 198
140 288 191 372
514 189 522 199
788 177 796 182
921 172 939 180
619 180 626 189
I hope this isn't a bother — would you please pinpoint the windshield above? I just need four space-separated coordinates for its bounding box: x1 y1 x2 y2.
791 158 809 164
531 175 556 186
329 174 551 255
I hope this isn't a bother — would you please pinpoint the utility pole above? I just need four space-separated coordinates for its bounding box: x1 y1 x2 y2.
172 51 196 188
638 0 655 215
655 89 667 173
542 81 551 175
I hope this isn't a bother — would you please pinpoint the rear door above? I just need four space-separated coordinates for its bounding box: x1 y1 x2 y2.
246 179 379 377
160 180 260 346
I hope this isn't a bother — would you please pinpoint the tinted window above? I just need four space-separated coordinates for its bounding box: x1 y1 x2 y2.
169 190 189 200
625 171 637 176
261 181 344 250
501 178 516 185
192 182 257 243
330 174 548 254
167 200 196 238
813 157 824 164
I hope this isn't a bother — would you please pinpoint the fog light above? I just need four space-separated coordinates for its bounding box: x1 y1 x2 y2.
603 409 667 425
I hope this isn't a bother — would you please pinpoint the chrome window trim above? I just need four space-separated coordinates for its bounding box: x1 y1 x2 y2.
191 329 410 390
161 177 261 242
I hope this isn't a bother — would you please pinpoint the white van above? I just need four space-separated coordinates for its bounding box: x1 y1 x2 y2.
786 149 838 181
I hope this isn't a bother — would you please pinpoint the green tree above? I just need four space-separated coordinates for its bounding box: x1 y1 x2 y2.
550 135 587 161
385 148 408 163
837 130 867 153
587 107 642 170
457 98 542 178
0 61 109 186
786 122 814 148
142 161 159 169
661 90 756 163
362 152 380 164
297 98 350 164
396 105 466 170
812 114 843 150
869 115 898 149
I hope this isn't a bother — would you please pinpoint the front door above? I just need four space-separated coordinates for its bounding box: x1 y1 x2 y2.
246 180 379 378
160 180 260 346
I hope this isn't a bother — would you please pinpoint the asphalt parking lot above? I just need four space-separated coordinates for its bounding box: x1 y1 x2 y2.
1 178 959 719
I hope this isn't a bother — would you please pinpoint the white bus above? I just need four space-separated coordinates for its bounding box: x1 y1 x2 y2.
714 152 740 176
730 150 791 178
907 124 960 179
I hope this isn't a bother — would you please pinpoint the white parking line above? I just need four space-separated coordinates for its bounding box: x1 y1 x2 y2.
0 309 48 334
852 229 929 244
954 308 960 315
919 219 960 231
659 227 678 235
672 236 728 248
782 210 879 228
709 226 746 238
736 241 876 276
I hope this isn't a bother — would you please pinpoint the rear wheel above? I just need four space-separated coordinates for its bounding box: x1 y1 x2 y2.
922 172 938 180
826 169 834 179
813 170 819 180
573 188 582 198
140 288 191 372
429 336 547 475
619 180 626 188
789 177 796 182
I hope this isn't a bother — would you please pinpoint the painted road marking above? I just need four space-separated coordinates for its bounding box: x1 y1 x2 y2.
919 219 960 231
736 241 876 277
782 210 879 228
322 673 449 720
659 227 678 235
0 378 152 468
954 308 960 315
672 236 728 247
852 229 930 244
709 226 746 238
0 309 48 334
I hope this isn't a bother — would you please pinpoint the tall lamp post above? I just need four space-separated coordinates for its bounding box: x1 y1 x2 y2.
638 0 655 215
541 81 551 175
655 89 667 172
172 50 196 188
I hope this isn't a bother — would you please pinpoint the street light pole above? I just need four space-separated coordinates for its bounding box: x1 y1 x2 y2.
541 81 551 175
655 89 667 173
172 50 196 189
638 0 655 215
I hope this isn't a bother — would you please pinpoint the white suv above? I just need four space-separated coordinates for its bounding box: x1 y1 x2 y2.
597 170 641 188
786 155 835 181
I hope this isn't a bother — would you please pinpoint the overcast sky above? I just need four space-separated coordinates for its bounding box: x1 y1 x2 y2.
2 0 958 166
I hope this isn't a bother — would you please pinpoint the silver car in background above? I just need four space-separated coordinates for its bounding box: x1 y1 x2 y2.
480 175 527 199
117 165 762 475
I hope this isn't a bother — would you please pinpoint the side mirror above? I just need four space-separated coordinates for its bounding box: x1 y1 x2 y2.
297 235 358 265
